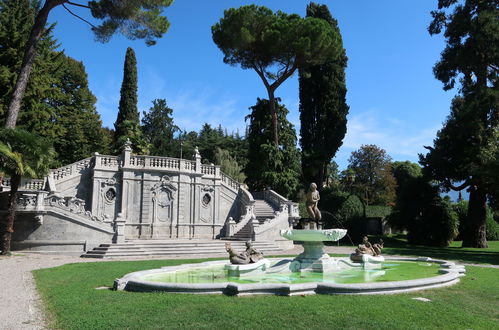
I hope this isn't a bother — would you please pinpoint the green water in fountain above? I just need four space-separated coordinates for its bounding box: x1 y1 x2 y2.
140 261 440 285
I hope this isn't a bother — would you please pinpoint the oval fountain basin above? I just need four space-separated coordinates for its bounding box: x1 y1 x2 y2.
280 229 347 242
114 257 465 296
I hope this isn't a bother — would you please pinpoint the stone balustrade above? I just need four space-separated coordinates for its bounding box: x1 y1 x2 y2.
1 178 45 191
221 173 241 192
51 157 93 181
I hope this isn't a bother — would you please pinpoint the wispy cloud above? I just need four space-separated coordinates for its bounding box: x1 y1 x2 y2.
341 110 440 163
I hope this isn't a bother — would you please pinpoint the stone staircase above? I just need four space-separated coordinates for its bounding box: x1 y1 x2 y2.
81 239 285 259
254 199 276 222
225 199 277 240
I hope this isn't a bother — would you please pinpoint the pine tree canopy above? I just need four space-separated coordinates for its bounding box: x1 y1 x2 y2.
212 4 342 145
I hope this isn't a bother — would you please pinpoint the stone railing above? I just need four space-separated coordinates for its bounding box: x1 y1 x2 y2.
1 178 45 191
224 187 255 237
51 157 93 181
23 179 45 191
220 172 241 192
95 155 122 168
128 155 180 170
253 189 300 219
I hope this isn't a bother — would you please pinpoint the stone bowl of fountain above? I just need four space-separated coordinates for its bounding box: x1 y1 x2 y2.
279 228 348 272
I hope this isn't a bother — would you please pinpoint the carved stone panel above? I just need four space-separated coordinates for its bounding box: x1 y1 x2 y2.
151 175 177 237
200 186 214 223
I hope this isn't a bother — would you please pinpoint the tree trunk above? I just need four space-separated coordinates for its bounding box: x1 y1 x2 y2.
462 184 488 248
1 175 21 255
267 89 279 146
5 0 64 128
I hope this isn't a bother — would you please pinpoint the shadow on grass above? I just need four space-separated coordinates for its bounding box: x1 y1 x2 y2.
370 235 499 265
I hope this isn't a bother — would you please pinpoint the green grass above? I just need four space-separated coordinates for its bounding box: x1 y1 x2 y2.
372 235 499 265
34 257 499 330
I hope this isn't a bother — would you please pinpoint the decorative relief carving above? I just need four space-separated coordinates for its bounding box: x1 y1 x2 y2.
151 175 177 223
44 194 106 223
200 186 214 223
17 195 37 209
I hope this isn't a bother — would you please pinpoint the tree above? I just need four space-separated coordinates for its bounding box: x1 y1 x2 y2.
0 0 60 127
214 147 246 183
0 128 55 254
141 99 179 157
5 0 173 129
245 98 301 198
212 4 341 145
1 1 110 164
346 144 396 205
49 55 111 164
421 0 498 248
114 47 146 153
299 2 349 190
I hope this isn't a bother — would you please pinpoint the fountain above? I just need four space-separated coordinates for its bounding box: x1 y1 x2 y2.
114 183 466 296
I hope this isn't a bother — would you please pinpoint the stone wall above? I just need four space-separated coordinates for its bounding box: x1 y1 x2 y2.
0 145 243 252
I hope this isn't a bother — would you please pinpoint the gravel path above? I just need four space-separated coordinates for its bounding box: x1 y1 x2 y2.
0 254 86 330
0 245 496 330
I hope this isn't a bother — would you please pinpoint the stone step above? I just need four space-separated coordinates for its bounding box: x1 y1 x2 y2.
81 239 283 258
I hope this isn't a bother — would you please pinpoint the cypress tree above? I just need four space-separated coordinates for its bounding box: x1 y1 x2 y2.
299 2 349 189
114 47 144 153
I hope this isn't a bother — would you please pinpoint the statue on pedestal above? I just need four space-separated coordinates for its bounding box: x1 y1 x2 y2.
305 182 322 229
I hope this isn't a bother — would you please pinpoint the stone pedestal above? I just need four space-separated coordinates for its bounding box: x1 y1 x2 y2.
290 241 339 273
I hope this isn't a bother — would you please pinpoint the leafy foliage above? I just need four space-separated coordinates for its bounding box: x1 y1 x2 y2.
48 55 111 164
89 0 173 46
299 2 349 188
141 98 179 157
0 0 59 125
422 0 498 248
214 147 245 183
346 144 396 205
0 1 110 165
245 98 300 198
388 175 459 247
0 128 55 254
455 200 499 241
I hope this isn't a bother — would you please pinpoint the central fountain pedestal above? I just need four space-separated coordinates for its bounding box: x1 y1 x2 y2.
280 229 348 273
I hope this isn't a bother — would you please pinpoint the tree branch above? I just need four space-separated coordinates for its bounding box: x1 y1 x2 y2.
66 1 91 9
252 62 270 90
445 178 471 191
62 3 95 28
270 62 297 90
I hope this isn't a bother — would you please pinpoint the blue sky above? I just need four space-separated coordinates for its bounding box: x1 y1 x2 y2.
48 0 454 170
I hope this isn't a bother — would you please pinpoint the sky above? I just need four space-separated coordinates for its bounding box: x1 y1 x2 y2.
47 0 455 170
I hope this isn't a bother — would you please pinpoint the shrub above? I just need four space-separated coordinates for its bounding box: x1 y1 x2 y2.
486 214 499 241
407 198 458 247
319 188 365 242
454 200 499 241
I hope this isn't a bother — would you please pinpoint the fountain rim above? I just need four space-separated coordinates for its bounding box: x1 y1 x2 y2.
114 256 465 296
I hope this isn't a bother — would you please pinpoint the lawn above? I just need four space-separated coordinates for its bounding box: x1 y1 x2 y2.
34 246 499 330
377 236 499 265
